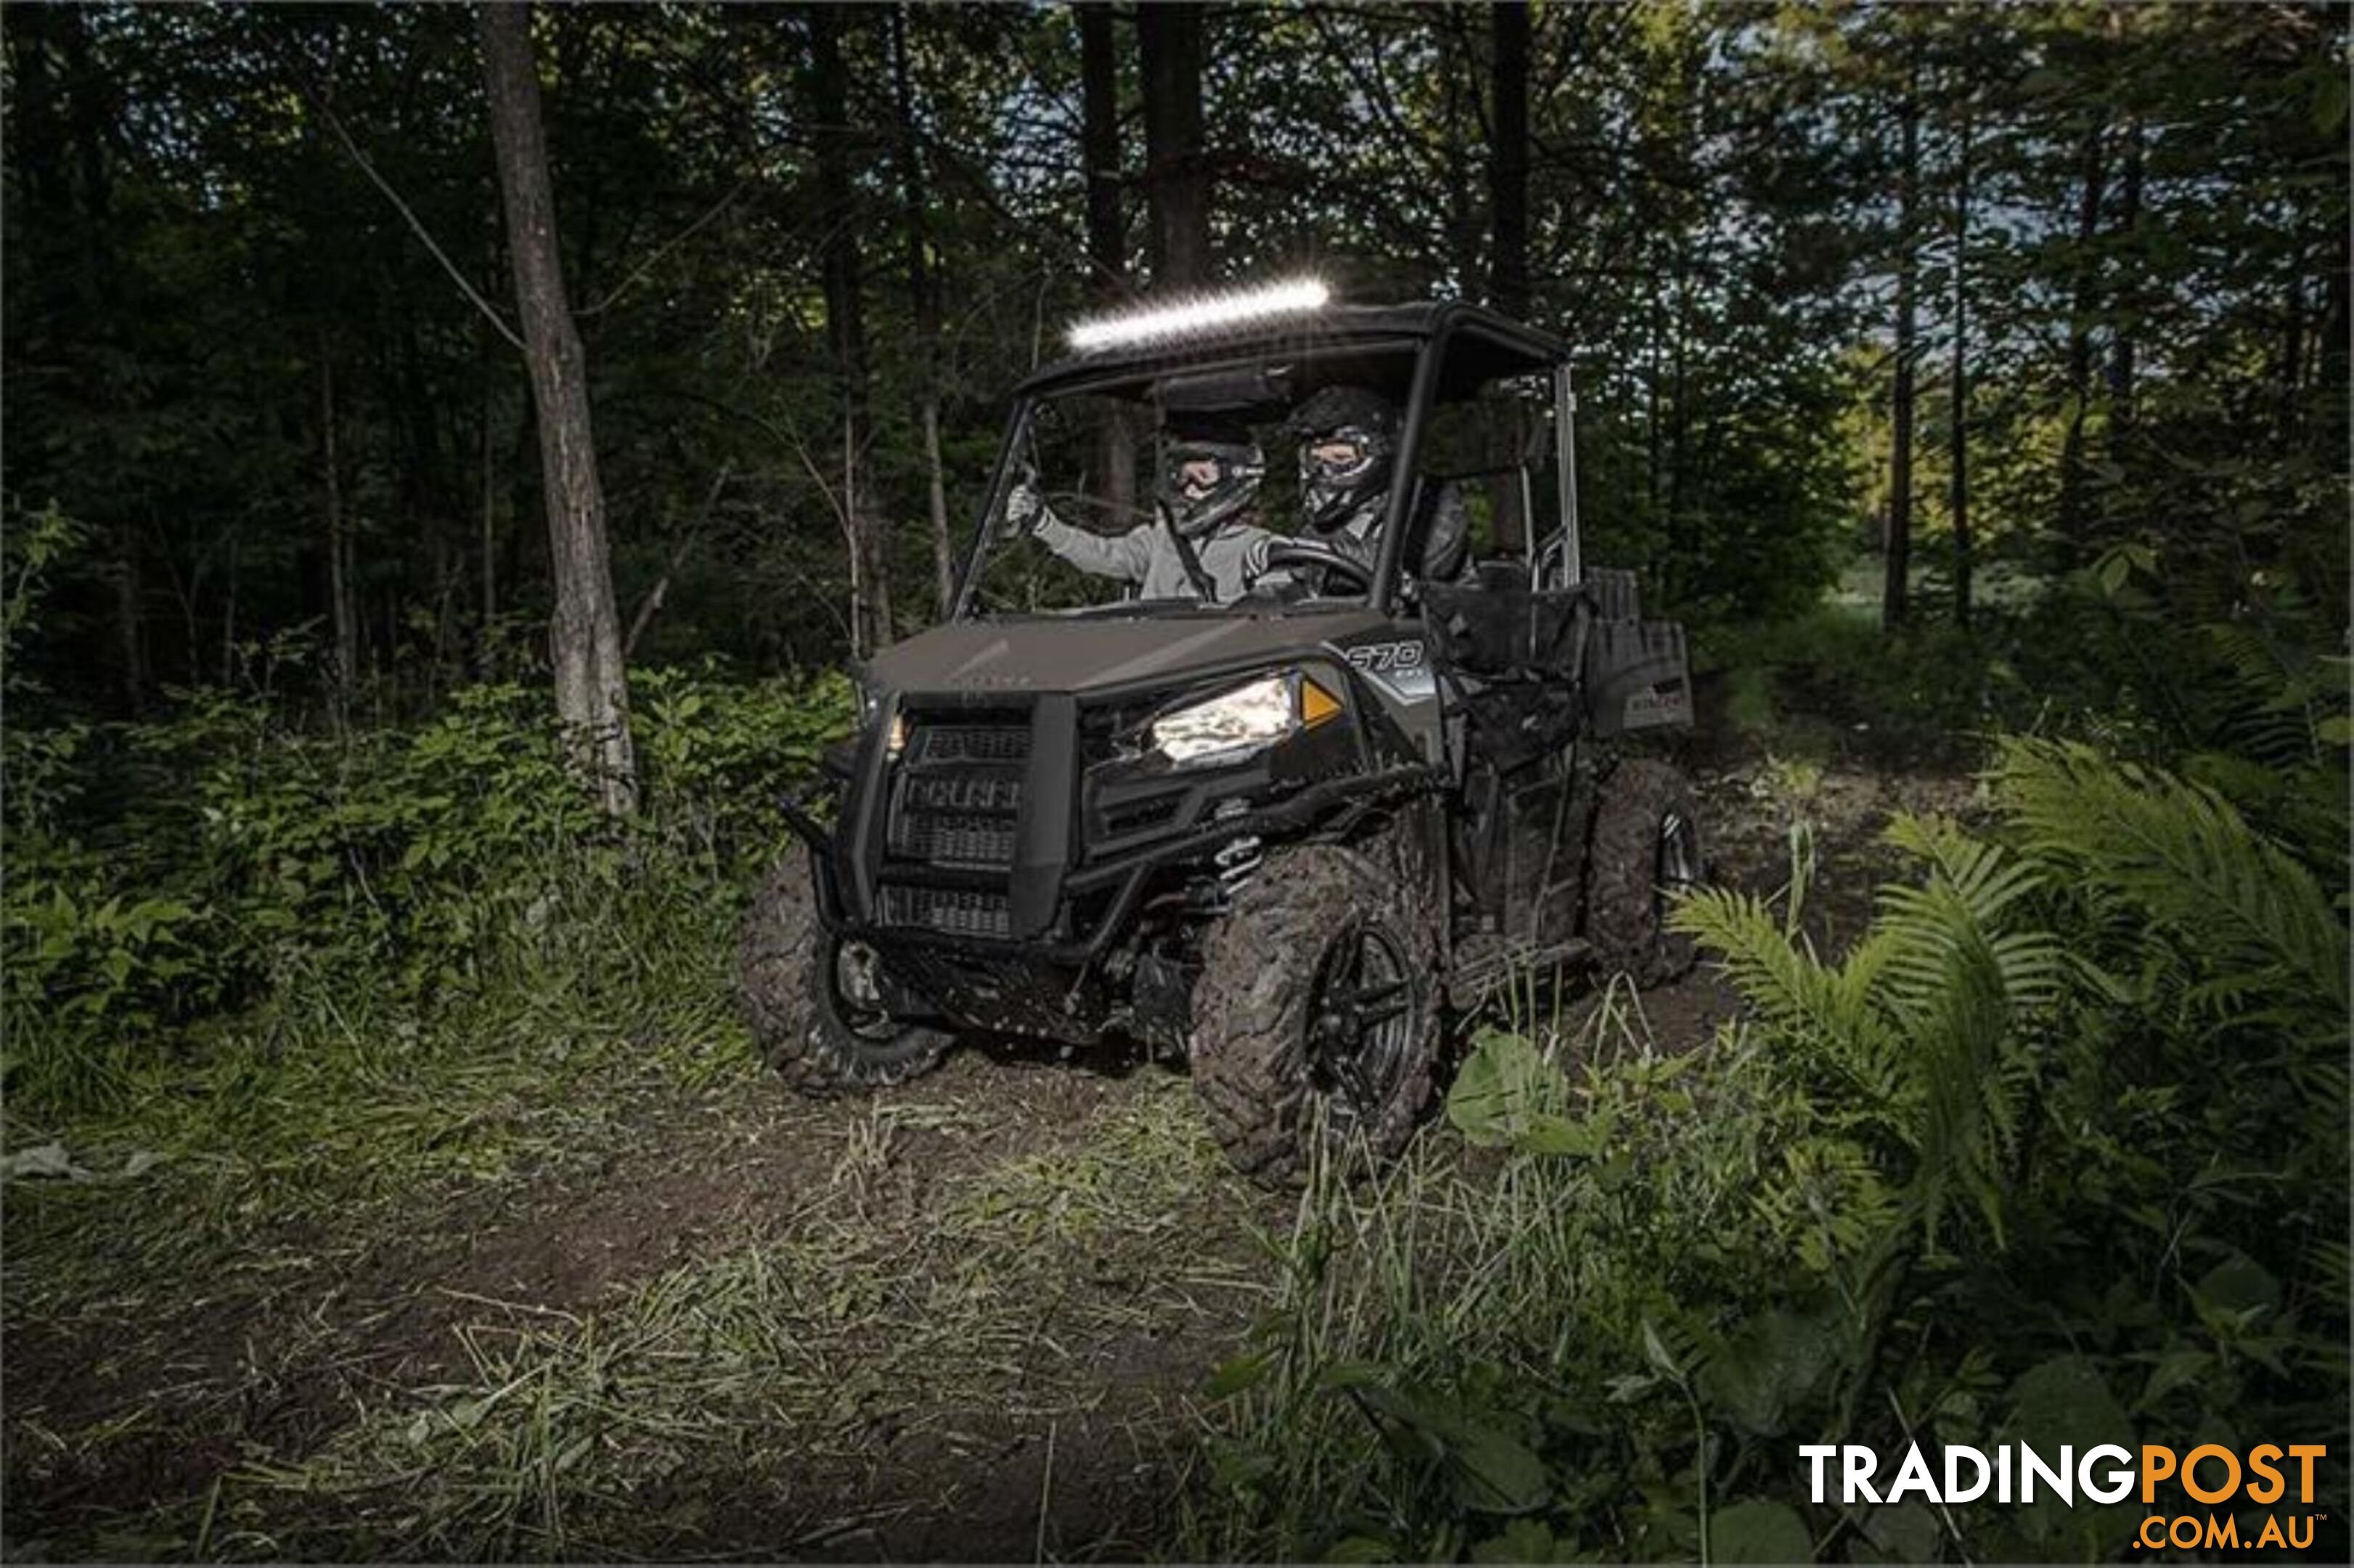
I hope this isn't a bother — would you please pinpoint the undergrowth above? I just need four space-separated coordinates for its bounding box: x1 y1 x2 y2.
1193 738 2347 1564
4 518 855 1252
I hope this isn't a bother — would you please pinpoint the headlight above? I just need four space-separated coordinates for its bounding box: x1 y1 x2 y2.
1149 671 1342 767
857 682 907 758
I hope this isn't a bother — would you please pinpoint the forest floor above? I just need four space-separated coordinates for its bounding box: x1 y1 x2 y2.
4 729 1981 1561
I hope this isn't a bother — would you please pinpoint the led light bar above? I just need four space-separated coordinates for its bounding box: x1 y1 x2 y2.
1067 277 1331 354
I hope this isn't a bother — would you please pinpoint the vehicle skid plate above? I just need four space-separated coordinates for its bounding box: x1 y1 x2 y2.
875 941 1110 1045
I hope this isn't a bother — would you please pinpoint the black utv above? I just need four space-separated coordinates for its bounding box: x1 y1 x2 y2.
739 292 1703 1183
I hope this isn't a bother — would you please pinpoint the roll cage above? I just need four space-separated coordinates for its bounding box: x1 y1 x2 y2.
951 301 1585 621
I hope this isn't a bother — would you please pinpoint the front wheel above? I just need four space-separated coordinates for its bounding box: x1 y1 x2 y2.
737 844 952 1094
1582 759 1704 987
1189 838 1444 1186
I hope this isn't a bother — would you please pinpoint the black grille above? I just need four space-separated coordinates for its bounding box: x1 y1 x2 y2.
888 811 1018 865
888 714 1030 871
910 723 1031 766
880 884 1013 939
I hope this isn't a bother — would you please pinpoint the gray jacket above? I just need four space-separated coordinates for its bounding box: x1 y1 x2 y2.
1033 510 1276 603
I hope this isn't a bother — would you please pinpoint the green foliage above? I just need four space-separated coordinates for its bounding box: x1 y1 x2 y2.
1 668 852 1124
1696 602 2030 766
1197 740 2347 1563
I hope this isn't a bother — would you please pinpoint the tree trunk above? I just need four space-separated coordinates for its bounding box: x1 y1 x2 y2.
1485 1 1533 548
1137 3 1210 289
110 525 146 712
319 334 356 732
2324 209 2350 476
1948 100 1973 630
221 532 239 687
1885 44 1919 630
479 340 499 676
1439 15 1479 298
1645 274 1664 523
2056 112 2106 563
2106 114 2141 445
1487 0 1530 318
1079 1 1137 520
481 0 638 815
2278 268 2305 450
888 5 955 618
1080 4 1126 298
809 4 892 653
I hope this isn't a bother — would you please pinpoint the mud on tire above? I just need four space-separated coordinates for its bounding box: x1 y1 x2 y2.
1582 757 1704 987
1189 834 1444 1187
736 842 952 1094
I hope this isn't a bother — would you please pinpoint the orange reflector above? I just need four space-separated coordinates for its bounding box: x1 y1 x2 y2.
1300 676 1343 728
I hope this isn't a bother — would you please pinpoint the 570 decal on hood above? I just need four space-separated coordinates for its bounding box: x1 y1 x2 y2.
1339 637 1435 701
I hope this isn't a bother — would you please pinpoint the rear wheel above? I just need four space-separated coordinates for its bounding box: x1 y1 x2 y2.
737 844 952 1094
1582 759 1704 987
1190 837 1444 1186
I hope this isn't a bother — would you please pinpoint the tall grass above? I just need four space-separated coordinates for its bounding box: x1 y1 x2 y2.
191 1077 1256 1561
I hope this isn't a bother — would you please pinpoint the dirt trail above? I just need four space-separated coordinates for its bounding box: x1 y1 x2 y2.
3 754 1973 1561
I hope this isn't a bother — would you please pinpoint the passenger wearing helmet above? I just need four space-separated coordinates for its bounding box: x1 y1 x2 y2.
1286 384 1469 587
1002 414 1278 603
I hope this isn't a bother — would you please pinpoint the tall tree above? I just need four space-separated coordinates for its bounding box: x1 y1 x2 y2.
2105 113 2142 444
1484 1 1533 544
1078 2 1137 518
1946 93 1974 629
888 5 954 618
318 333 356 730
1137 4 1211 289
1885 36 1921 630
808 4 892 651
481 0 638 814
2056 103 2107 562
1486 0 1530 318
1080 4 1126 298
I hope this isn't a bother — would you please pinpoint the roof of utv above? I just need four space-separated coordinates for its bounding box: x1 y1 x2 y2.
1015 300 1572 404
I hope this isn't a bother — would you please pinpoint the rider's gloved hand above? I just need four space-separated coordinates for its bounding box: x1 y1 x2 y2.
1000 470 1047 539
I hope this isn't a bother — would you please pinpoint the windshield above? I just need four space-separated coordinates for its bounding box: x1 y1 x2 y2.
960 352 1422 618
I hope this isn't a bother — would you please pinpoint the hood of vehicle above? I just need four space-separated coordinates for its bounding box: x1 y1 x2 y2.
867 608 1394 699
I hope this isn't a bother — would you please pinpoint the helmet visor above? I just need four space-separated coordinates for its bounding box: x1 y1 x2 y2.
1174 454 1226 498
1304 436 1372 474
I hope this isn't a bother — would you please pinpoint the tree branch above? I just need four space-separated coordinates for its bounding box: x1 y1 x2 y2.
625 460 732 657
288 63 526 353
580 179 749 317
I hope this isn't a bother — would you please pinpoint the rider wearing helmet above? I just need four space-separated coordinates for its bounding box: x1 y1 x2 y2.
1286 384 1468 587
1002 413 1277 602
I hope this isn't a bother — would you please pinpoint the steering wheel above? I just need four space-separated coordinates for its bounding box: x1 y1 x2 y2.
1256 539 1376 595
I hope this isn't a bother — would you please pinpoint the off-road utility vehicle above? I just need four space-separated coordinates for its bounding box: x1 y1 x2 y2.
740 285 1701 1182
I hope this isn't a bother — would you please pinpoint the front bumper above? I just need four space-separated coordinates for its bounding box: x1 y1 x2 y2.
779 670 1432 1040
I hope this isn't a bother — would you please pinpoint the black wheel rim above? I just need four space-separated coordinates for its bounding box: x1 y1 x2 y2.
829 939 901 1044
1305 919 1415 1130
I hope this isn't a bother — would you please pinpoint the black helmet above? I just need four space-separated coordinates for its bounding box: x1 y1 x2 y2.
1287 385 1399 533
1160 415 1264 537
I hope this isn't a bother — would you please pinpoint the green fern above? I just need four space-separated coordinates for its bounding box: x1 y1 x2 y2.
1991 737 2347 1019
1674 815 2063 1253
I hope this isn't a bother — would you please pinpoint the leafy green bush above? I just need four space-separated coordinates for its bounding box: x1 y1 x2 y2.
1697 603 2023 764
1195 739 2346 1563
2 664 851 1123
1698 534 2349 808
